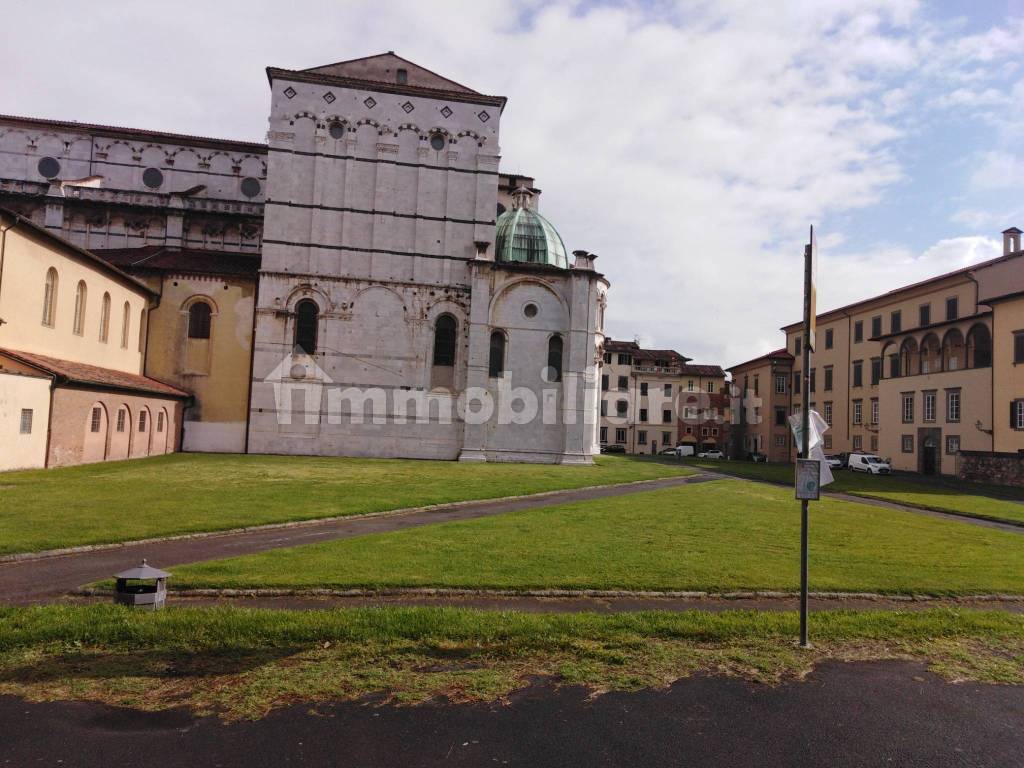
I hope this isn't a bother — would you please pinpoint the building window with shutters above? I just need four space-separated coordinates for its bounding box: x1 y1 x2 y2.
116 409 126 433
90 407 102 433
19 409 33 434
824 366 833 391
1013 400 1024 430
871 398 879 424
663 409 671 423
823 401 833 426
157 411 165 432
870 358 881 385
599 427 608 443
946 435 960 454
902 393 914 423
615 428 626 443
1015 331 1024 364
662 431 671 445
637 430 647 445
871 315 882 338
890 310 902 334
775 407 787 426
138 411 147 432
902 434 914 453
946 389 961 423
775 375 786 394
618 376 628 391
854 320 863 343
639 408 648 422
601 374 609 391
640 382 648 396
793 371 800 394
852 434 862 451
870 435 878 451
664 383 672 396
923 391 936 422
600 400 607 417
946 296 959 321
852 360 863 387
825 328 833 349
852 400 862 425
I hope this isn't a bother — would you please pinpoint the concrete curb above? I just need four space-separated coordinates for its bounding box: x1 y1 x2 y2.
73 586 1024 602
0 472 702 564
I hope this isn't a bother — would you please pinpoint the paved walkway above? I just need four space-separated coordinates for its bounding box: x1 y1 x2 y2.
2 661 1021 767
0 473 716 604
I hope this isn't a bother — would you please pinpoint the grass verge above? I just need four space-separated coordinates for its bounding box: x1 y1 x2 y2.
0 605 1020 721
679 458 1024 524
0 453 690 555
166 479 1024 596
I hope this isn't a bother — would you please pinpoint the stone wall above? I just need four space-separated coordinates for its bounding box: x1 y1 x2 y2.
956 450 1024 487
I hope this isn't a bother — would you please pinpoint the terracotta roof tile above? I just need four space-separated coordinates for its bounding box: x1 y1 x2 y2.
0 349 189 398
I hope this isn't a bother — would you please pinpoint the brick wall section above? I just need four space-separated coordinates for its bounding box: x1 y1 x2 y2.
48 386 183 467
956 450 1024 487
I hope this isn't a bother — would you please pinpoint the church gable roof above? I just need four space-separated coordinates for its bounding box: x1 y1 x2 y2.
302 52 478 94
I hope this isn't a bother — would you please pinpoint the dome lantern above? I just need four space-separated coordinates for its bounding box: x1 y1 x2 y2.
494 186 570 268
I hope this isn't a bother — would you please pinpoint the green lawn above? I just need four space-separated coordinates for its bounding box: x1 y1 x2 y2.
170 479 1024 596
0 453 690 555
1 604 1021 719
678 458 1024 525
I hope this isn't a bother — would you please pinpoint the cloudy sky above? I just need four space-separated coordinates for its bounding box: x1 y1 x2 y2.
3 0 1022 365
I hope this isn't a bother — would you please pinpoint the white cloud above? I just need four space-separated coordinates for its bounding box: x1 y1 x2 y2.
0 0 1018 368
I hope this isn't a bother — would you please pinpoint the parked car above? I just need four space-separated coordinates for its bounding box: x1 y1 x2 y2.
847 452 891 474
673 445 695 457
600 444 626 454
658 447 678 455
698 449 724 459
824 454 844 469
747 452 767 462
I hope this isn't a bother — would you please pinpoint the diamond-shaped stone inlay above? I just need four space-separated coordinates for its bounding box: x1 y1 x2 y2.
477 110 490 123
440 106 453 119
364 96 377 109
401 101 415 114
323 91 336 103
283 86 297 99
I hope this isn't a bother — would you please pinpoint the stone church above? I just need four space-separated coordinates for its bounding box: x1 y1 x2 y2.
0 53 608 467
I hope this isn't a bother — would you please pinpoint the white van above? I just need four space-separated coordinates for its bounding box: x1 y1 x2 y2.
847 453 891 475
674 445 695 457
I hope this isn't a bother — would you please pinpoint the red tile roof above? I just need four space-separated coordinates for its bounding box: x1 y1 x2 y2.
679 364 726 377
0 349 189 398
728 348 794 371
91 247 261 277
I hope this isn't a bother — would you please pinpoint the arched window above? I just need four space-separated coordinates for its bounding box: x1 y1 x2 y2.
432 314 456 366
41 267 58 327
120 301 131 349
942 328 964 371
294 299 319 354
966 324 992 368
920 334 941 374
547 334 564 382
898 337 919 377
99 292 111 342
138 308 146 352
488 330 505 378
187 301 212 339
72 280 87 336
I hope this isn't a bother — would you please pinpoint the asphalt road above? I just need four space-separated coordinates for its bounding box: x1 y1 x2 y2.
1 660 1021 767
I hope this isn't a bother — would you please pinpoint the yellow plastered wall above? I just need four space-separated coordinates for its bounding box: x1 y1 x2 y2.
992 295 1024 453
143 273 256 453
0 371 51 470
0 224 149 373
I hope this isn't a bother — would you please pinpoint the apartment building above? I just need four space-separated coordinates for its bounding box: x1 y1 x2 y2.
599 340 726 454
780 226 1024 476
727 348 794 462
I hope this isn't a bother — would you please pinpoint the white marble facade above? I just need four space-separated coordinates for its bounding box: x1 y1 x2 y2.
248 55 608 463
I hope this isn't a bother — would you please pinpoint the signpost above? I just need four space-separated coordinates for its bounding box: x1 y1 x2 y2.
799 226 816 649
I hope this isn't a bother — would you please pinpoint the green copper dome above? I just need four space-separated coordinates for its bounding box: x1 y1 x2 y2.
494 188 569 269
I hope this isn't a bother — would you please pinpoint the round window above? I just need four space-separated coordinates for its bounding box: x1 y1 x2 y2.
429 133 446 151
37 156 61 179
142 167 164 189
240 177 262 198
523 303 539 318
328 122 346 139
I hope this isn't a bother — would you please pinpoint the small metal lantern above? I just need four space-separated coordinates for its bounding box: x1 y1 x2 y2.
113 559 170 609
